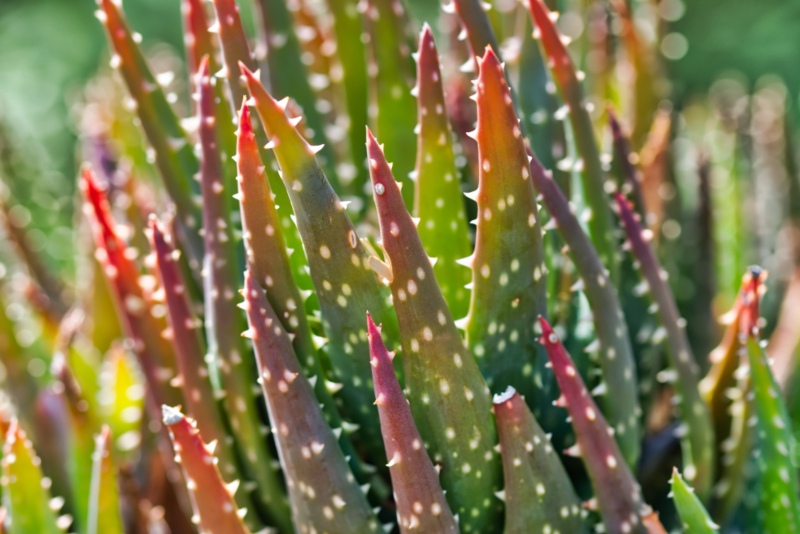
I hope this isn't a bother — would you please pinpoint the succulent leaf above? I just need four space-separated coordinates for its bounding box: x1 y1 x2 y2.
746 319 800 530
96 0 203 269
236 102 385 496
210 0 257 110
324 0 370 195
451 0 501 62
87 426 125 534
465 47 550 406
81 167 182 410
196 58 291 531
254 0 339 189
148 218 240 483
615 192 714 498
538 317 649 534
162 406 253 534
363 0 417 207
525 0 618 281
243 66 398 454
528 156 640 466
492 387 586 533
367 129 501 533
412 25 472 320
242 271 381 533
2 420 68 534
367 315 458 534
671 469 719 534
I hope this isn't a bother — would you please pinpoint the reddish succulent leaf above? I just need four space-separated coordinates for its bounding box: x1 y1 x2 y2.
182 0 217 88
242 271 381 533
210 0 256 109
528 156 640 466
148 218 239 482
608 108 646 218
367 315 457 534
465 47 549 404
616 193 714 499
242 64 398 455
80 167 181 411
368 130 501 533
538 317 649 534
196 58 291 531
235 102 384 496
412 25 472 320
492 387 585 533
526 0 617 281
162 407 252 534
96 0 203 268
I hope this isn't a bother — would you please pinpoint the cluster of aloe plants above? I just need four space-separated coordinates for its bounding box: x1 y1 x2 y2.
1 0 800 532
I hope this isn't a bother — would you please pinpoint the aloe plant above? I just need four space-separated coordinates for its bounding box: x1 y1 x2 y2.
1 0 800 533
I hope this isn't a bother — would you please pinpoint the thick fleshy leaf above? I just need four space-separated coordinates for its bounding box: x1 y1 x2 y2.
492 387 586 534
367 316 457 534
148 218 239 482
162 406 253 534
451 0 501 62
412 25 471 320
526 0 617 281
243 66 397 454
746 321 800 530
81 167 181 411
235 102 385 497
464 47 549 404
87 426 124 534
324 0 370 195
363 0 417 207
96 343 144 457
528 156 640 466
196 58 291 531
210 0 256 109
2 420 68 534
671 469 719 534
608 108 646 218
96 0 203 269
616 192 714 498
254 0 338 189
368 130 501 533
538 317 649 534
183 0 240 221
242 271 381 533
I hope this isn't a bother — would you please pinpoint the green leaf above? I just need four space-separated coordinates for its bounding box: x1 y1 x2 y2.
412 25 471 321
671 469 720 534
2 420 68 534
87 426 124 534
368 130 502 533
464 47 549 406
492 387 587 533
242 272 381 534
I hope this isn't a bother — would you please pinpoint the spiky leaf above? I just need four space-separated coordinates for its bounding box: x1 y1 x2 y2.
87 426 124 534
2 420 68 534
162 406 252 534
368 130 501 533
242 271 380 534
671 469 719 534
529 156 640 465
412 25 471 320
492 387 586 533
538 317 648 534
367 315 458 533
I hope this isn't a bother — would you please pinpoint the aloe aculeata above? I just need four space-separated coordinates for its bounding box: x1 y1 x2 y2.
1 0 800 533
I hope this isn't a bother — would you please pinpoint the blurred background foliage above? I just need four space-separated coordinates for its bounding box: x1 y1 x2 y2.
1 0 799 276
